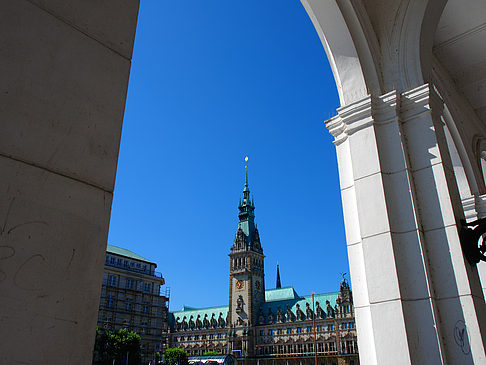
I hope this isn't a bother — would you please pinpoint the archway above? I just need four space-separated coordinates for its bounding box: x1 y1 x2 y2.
302 0 486 364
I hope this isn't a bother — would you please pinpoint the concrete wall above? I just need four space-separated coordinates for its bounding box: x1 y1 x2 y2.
0 1 140 363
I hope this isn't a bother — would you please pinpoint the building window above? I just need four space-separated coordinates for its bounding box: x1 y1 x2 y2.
144 282 152 293
210 334 214 339
277 329 283 335
327 324 334 331
136 263 141 268
286 328 292 334
349 322 355 329
125 299 132 311
307 326 312 333
110 257 115 264
126 278 133 289
296 327 302 333
202 335 206 340
103 317 112 329
117 258 122 266
268 329 273 335
329 342 335 352
142 302 149 313
317 325 323 332
124 260 129 268
342 323 348 329
260 330 264 336
108 275 117 286
217 333 222 339
106 295 114 308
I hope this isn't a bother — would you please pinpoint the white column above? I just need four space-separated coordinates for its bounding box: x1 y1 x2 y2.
328 84 486 364
0 1 138 363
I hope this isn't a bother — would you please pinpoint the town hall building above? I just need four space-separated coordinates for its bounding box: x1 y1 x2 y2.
169 172 358 365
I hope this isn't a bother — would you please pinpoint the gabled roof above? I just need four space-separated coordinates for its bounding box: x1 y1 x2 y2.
170 305 229 325
106 244 155 264
262 291 340 318
169 287 341 326
265 286 299 302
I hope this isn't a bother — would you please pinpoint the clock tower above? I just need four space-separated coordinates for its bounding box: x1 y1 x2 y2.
228 168 265 357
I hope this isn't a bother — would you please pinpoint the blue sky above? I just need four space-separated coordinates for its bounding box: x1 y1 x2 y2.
107 0 346 311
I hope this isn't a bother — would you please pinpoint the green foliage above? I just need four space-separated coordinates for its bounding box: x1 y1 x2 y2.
163 348 188 365
93 327 142 365
203 351 221 356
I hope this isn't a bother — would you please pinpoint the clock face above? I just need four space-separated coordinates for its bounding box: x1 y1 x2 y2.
255 280 261 291
235 279 244 290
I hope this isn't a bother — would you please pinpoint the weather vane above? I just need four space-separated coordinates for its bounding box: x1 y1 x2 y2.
341 272 347 281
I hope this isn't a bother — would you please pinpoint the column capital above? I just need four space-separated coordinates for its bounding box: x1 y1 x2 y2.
400 83 444 122
325 95 372 145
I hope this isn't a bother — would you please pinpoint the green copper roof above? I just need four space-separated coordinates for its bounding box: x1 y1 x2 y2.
265 286 299 302
106 244 155 264
263 291 340 317
170 305 229 325
169 288 341 326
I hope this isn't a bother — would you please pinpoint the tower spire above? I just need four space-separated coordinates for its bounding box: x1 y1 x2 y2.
276 262 281 289
234 156 260 251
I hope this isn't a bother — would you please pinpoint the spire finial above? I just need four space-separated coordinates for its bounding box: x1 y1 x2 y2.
276 262 281 289
244 156 249 188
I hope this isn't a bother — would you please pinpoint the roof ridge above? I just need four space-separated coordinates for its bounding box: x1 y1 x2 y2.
172 304 229 313
106 244 155 264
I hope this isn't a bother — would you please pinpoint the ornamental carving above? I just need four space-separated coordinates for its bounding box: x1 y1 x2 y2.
258 307 265 324
203 314 209 328
268 307 274 323
306 302 314 320
277 307 284 323
296 304 304 321
218 312 225 328
236 295 244 314
315 301 325 319
286 305 294 322
326 300 335 318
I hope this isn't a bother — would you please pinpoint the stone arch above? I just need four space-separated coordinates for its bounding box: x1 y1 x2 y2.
396 0 448 91
301 0 382 106
430 0 486 200
302 0 486 364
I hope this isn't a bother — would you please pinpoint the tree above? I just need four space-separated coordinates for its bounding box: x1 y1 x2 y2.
203 351 221 356
163 348 188 365
93 328 142 365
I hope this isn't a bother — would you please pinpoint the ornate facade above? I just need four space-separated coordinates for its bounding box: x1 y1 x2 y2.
169 173 358 365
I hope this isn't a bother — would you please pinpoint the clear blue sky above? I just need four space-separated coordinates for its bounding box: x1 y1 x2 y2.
107 0 346 312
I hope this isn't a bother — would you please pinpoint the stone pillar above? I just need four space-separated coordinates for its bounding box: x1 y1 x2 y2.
0 0 139 363
327 84 486 364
